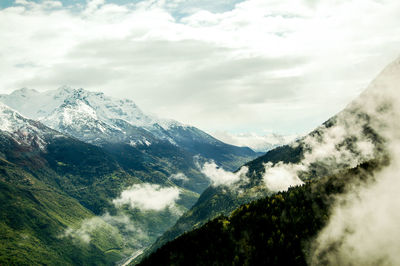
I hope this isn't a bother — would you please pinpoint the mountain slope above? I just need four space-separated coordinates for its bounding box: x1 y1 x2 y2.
0 115 126 264
137 160 385 266
0 102 140 213
0 163 124 265
0 103 201 265
139 56 399 262
137 145 304 260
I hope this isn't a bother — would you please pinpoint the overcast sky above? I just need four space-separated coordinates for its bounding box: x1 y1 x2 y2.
0 0 399 136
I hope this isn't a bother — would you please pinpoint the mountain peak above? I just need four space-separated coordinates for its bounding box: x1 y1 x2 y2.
56 85 74 93
0 101 22 123
0 101 56 149
0 87 187 145
0 102 26 134
9 87 39 96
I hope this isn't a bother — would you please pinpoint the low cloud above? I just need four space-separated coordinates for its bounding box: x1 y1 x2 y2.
260 115 378 192
169 173 189 182
259 58 399 193
309 56 400 265
63 216 119 244
244 56 400 265
113 183 180 211
262 162 304 192
102 213 145 237
62 181 189 256
310 146 400 265
61 212 148 254
201 161 248 187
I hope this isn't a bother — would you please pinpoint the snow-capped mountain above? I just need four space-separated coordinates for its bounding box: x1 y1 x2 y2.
0 87 176 145
0 87 257 171
0 102 63 150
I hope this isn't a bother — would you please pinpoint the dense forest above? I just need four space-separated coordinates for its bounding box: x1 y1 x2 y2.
138 158 386 265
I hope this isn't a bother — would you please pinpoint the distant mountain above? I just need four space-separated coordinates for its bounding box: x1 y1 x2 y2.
212 131 299 152
0 103 201 264
138 56 399 263
0 87 257 173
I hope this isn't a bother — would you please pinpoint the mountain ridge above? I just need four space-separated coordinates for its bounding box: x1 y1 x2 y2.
0 87 258 172
136 55 399 264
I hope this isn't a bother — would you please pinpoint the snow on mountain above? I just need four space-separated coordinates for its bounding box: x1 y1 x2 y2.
0 102 61 150
0 87 259 172
0 87 242 151
0 87 188 145
2 87 149 124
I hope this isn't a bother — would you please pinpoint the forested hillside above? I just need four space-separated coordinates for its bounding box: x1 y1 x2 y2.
138 159 387 265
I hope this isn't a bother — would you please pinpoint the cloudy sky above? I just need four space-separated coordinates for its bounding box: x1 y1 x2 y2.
0 0 399 136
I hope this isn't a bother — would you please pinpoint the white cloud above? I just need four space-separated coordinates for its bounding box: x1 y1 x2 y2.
262 162 304 192
62 212 147 250
311 155 400 265
260 56 400 193
0 0 399 134
169 172 189 182
260 112 378 192
201 161 248 186
113 183 181 211
63 216 119 243
308 55 400 265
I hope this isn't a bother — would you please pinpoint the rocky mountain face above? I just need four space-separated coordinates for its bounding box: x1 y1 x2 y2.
0 102 60 150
